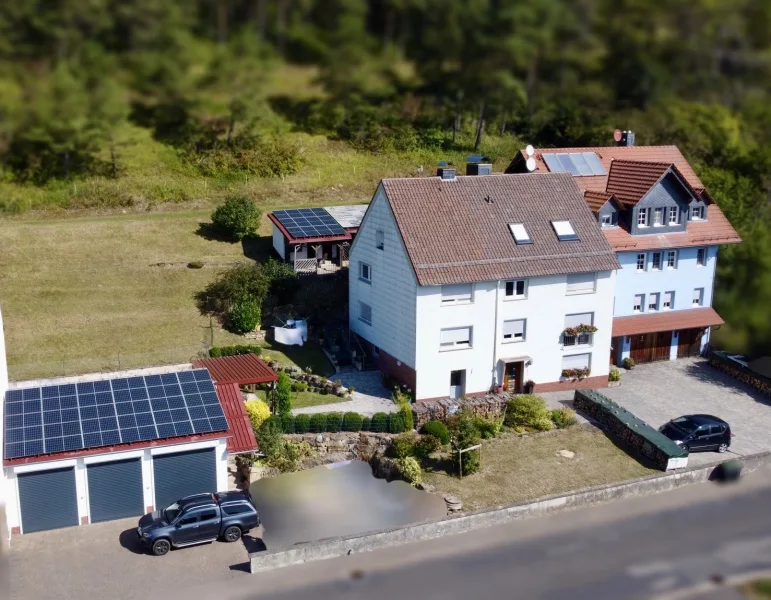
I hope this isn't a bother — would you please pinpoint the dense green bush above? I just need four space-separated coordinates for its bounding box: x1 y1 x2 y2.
263 257 301 305
398 403 414 431
291 381 308 392
228 297 261 334
309 413 326 433
609 368 621 382
326 412 343 433
280 413 295 434
388 412 406 434
294 413 311 434
342 412 363 432
390 432 417 459
504 395 553 432
245 399 271 433
473 417 501 440
361 416 371 431
450 410 482 476
421 420 450 445
550 408 578 429
414 434 441 460
209 344 263 358
393 456 422 486
211 194 261 241
256 416 283 460
371 412 389 433
275 372 292 416
199 263 270 315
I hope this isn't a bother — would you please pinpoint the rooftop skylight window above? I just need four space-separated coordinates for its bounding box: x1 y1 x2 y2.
552 220 579 241
509 223 532 245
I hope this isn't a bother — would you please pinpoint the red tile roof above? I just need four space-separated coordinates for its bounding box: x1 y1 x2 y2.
216 383 258 454
612 307 724 337
584 190 613 211
193 354 278 385
380 173 620 286
606 160 673 205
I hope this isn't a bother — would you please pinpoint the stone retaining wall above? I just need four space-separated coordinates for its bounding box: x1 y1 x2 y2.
284 432 393 460
411 394 508 428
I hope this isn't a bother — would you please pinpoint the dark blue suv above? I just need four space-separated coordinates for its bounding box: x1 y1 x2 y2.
137 490 260 556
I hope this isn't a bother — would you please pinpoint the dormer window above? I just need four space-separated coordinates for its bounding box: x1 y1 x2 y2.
509 223 532 245
668 207 679 224
551 220 578 241
653 208 663 226
691 206 704 220
637 208 649 227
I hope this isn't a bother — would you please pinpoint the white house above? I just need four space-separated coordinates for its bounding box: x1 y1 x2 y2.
349 169 620 402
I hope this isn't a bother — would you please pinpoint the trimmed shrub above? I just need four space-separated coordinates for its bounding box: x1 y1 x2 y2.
256 416 283 460
342 412 363 432
422 420 449 445
280 413 295 434
229 297 261 334
393 456 422 486
209 344 263 358
623 357 636 370
609 368 621 382
245 399 271 433
414 434 441 460
291 381 309 392
275 372 292 416
371 412 389 433
211 194 261 241
326 412 343 433
504 395 553 432
388 412 406 434
550 408 578 429
390 432 418 459
309 413 327 434
474 417 500 440
399 402 414 431
294 413 311 434
361 416 371 431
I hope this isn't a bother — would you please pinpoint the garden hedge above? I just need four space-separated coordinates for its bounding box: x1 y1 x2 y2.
285 411 406 434
573 389 688 471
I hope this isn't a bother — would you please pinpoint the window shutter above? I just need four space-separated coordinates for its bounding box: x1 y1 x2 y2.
440 327 471 344
564 312 593 328
561 354 590 370
441 283 472 302
502 320 525 338
566 272 595 293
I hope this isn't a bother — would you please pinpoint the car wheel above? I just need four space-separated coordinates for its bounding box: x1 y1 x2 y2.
152 539 171 556
223 526 242 543
681 444 689 453
718 443 728 453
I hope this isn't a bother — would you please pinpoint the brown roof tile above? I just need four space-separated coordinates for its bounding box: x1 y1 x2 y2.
381 173 620 286
193 354 278 385
584 190 613 211
612 307 724 337
605 160 672 205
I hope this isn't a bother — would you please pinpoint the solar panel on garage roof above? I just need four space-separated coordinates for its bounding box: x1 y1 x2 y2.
3 368 229 461
272 207 347 239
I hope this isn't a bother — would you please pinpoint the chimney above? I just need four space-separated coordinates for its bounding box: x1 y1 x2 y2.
466 155 493 176
436 161 456 180
617 130 635 147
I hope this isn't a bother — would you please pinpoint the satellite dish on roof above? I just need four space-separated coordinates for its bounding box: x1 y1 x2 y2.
525 144 535 157
526 157 536 172
613 129 623 142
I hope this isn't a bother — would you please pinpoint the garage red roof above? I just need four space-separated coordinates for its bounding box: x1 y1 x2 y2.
612 307 724 337
215 383 258 454
193 354 277 385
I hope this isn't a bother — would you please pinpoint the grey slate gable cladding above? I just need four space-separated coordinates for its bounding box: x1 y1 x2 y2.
631 172 691 235
380 173 620 286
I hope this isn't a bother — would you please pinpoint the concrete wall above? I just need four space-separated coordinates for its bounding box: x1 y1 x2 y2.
614 246 717 317
349 185 418 369
250 451 771 573
271 223 286 260
4 438 228 534
413 271 616 400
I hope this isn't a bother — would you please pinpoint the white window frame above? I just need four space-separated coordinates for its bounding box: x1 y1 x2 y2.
653 207 663 227
440 327 472 351
359 301 372 325
359 262 372 283
636 253 647 272
691 206 704 220
692 288 704 307
601 214 611 227
696 247 707 267
648 292 660 312
566 272 596 295
668 206 679 224
441 283 473 305
375 230 384 250
562 353 591 371
651 252 662 271
633 294 644 313
663 291 674 310
637 208 649 227
666 250 678 269
502 319 526 343
504 279 527 300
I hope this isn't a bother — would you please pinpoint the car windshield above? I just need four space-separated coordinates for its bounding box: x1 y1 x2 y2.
163 502 181 523
670 417 699 435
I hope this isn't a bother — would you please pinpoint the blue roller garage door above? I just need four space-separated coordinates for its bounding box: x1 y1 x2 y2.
153 448 217 509
87 459 144 523
18 468 79 533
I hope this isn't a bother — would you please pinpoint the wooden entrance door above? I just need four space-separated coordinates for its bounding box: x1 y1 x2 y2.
653 331 672 361
630 332 673 363
503 362 523 393
677 329 702 358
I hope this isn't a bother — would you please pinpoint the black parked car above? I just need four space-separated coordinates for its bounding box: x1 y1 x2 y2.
658 414 733 453
137 490 260 556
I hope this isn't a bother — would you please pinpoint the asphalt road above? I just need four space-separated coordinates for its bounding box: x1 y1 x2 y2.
183 469 771 600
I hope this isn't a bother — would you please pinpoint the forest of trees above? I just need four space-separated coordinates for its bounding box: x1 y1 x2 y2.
1 0 771 355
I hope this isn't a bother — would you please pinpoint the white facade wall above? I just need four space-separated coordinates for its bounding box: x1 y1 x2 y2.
271 223 286 260
4 438 228 533
349 185 418 367
414 271 616 400
0 307 8 540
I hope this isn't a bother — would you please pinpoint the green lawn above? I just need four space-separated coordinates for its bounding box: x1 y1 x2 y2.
260 340 334 377
254 388 345 409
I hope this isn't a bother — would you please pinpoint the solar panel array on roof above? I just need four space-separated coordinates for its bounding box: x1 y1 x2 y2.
4 369 228 460
542 152 607 177
273 208 347 239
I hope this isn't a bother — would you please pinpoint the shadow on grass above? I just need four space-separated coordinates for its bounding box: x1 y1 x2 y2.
420 454 455 475
241 236 275 263
195 222 238 243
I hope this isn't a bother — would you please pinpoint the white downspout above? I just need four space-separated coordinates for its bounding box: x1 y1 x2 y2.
492 281 500 386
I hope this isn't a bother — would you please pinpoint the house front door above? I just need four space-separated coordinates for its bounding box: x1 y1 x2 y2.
503 362 523 393
449 370 465 399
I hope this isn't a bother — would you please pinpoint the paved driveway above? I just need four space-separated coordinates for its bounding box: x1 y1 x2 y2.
7 517 262 600
543 357 771 467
